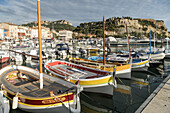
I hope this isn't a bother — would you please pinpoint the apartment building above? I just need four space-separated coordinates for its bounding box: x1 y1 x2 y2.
18 26 27 39
0 27 4 40
9 23 18 39
58 30 73 41
31 27 38 39
0 23 9 39
41 27 52 39
0 22 54 40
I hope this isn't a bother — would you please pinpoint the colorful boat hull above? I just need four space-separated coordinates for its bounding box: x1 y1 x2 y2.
45 60 117 95
132 59 149 71
69 58 131 79
0 57 10 63
0 65 81 113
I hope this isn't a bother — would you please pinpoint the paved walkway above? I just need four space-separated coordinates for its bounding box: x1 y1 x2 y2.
142 79 170 113
135 75 170 113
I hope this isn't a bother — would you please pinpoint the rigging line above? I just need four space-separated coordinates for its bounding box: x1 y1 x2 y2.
53 93 72 112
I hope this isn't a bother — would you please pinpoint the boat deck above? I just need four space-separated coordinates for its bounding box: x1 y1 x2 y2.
0 69 71 97
70 59 117 67
49 64 104 79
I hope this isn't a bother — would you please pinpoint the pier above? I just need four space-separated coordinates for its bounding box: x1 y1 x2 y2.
135 75 170 113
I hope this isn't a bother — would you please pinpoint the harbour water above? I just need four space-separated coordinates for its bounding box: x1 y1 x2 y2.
1 44 168 113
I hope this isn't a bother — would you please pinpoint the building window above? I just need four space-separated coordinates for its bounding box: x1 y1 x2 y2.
4 34 8 37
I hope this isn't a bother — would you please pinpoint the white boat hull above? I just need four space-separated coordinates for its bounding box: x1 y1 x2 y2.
83 84 115 96
150 53 165 60
116 69 131 79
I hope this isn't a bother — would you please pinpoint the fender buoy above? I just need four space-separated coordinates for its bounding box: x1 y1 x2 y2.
12 96 18 109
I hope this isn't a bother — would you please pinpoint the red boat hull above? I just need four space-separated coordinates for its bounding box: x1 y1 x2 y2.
0 57 10 63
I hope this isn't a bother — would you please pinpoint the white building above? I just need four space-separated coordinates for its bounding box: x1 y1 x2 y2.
58 30 73 41
31 27 38 39
0 27 4 40
9 24 18 39
42 27 51 39
18 26 27 39
25 27 32 39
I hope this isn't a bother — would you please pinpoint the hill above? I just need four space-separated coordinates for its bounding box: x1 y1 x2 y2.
22 20 75 31
74 17 168 38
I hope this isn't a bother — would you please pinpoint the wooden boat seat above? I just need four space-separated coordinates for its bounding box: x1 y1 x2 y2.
27 82 68 97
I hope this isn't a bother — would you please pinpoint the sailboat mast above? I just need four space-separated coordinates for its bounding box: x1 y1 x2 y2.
37 0 43 89
126 24 131 58
103 16 105 65
167 30 169 49
154 32 155 52
150 30 152 54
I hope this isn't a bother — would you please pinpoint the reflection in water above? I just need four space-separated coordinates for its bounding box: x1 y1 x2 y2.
80 59 167 113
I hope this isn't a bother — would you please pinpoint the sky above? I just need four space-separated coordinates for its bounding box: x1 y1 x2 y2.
0 0 170 31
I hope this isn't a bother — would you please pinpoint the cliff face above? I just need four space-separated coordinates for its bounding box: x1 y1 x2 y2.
74 17 168 38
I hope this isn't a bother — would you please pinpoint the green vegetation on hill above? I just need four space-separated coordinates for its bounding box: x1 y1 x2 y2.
43 23 75 31
22 20 75 31
135 19 156 28
74 16 168 38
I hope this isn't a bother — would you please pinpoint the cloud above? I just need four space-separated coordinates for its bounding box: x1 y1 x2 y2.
0 0 170 30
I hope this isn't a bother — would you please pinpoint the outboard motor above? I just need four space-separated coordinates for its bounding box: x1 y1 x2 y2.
79 48 85 56
42 51 46 57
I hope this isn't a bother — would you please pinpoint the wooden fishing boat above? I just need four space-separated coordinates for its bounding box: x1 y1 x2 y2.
0 57 9 64
131 59 149 71
45 60 117 95
164 32 170 59
0 65 81 113
0 0 82 113
89 55 149 72
69 57 131 79
0 51 10 64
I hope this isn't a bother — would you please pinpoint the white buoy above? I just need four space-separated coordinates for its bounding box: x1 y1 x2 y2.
0 91 3 97
0 91 10 113
12 96 18 109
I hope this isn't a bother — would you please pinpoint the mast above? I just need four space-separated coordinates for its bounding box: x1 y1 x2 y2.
103 16 105 65
37 0 43 89
161 36 163 48
154 32 155 52
149 30 152 55
167 30 169 49
126 24 131 59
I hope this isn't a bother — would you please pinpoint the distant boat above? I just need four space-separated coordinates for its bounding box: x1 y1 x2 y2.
164 31 170 59
0 51 10 64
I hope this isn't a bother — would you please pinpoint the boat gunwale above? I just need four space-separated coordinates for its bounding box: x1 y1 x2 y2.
0 65 75 100
45 60 114 81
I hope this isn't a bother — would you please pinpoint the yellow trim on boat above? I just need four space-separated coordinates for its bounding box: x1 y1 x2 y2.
70 76 113 86
136 81 148 85
99 64 130 72
4 93 74 107
133 60 148 66
18 100 74 107
3 89 73 100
